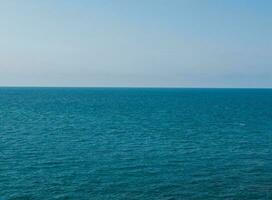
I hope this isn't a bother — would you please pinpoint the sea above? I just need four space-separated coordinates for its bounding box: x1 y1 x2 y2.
1 88 272 200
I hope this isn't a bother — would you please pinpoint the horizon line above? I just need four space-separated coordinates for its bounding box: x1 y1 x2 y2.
0 85 271 89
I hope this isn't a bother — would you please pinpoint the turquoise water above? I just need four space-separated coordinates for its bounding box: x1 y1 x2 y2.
1 88 272 200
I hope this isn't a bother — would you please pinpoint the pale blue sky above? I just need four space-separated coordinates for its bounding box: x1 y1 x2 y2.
0 0 271 87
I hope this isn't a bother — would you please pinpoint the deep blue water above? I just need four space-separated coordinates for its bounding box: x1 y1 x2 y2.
1 88 272 200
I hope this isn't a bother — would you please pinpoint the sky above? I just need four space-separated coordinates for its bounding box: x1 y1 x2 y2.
0 0 271 88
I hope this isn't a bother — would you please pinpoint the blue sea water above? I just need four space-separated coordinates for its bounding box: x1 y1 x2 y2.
1 88 272 200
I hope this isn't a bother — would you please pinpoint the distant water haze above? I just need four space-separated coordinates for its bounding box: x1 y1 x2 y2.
0 0 271 87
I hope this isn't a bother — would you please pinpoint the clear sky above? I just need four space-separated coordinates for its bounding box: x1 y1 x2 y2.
0 0 271 87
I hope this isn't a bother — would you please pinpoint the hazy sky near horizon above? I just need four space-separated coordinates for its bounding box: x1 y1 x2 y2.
0 0 271 87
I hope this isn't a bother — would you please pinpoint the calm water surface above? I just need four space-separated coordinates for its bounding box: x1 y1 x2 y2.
1 88 272 200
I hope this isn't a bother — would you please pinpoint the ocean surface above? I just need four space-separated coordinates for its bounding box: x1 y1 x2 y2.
1 88 272 200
